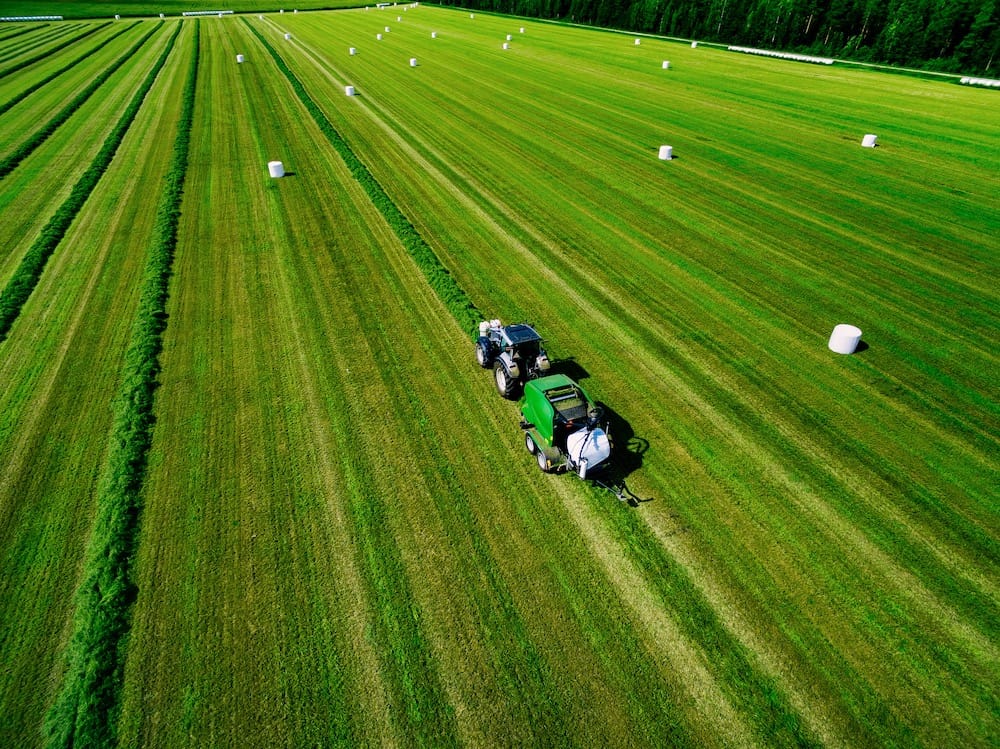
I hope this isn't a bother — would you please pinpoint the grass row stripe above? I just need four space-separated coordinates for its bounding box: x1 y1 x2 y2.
0 21 161 180
0 22 108 81
0 23 168 341
243 17 482 339
0 21 141 118
42 20 196 749
0 24 48 43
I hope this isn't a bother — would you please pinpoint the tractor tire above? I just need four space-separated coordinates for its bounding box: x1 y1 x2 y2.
475 339 492 368
525 432 537 454
494 361 517 399
536 449 550 473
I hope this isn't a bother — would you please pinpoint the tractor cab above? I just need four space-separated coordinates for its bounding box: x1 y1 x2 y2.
475 320 551 399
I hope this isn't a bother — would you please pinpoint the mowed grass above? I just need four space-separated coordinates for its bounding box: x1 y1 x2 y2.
270 7 998 745
0 8 996 748
0 20 191 745
0 0 361 20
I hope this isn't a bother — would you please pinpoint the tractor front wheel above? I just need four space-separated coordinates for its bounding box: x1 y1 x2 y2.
475 340 491 368
494 361 517 399
525 432 537 454
536 450 550 473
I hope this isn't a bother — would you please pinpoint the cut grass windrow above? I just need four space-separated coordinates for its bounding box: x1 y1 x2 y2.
0 21 140 118
0 23 169 342
0 21 160 180
0 24 47 43
43 21 195 749
0 22 108 81
244 17 482 338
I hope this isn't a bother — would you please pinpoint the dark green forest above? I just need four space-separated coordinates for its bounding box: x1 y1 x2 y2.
435 0 999 75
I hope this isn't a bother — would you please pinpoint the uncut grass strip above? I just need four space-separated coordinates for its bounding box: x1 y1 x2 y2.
0 23 84 62
244 18 481 338
0 24 46 43
43 20 194 749
0 22 169 342
0 20 161 179
0 22 108 80
0 20 141 117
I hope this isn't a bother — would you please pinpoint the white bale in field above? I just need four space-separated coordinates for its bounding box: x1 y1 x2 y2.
691 41 698 48
431 31 436 38
345 85 356 96
236 54 244 63
218 12 223 16
385 25 390 31
280 8 284 12
259 14 263 19
520 27 525 33
349 46 356 54
634 38 641 45
658 145 673 160
410 57 418 66
662 60 670 69
268 161 285 178
862 133 877 148
506 33 512 40
294 8 298 12
284 32 291 40
502 42 509 49
470 13 475 18
828 324 862 354
160 13 164 18
114 14 120 19
377 33 382 39
397 15 401 20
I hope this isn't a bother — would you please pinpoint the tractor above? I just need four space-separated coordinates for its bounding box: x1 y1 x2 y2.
520 374 611 479
475 319 551 398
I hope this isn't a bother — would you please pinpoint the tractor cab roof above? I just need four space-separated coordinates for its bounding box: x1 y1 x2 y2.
501 324 543 347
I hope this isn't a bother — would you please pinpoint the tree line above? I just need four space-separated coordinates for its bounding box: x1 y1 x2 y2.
435 0 999 75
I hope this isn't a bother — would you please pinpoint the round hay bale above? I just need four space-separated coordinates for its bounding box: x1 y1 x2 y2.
658 145 673 160
828 324 862 354
268 161 285 178
862 134 877 148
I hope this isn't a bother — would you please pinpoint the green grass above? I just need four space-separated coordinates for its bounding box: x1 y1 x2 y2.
0 0 363 20
1 8 997 748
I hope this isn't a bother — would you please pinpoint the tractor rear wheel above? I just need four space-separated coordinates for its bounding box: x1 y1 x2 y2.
536 450 550 473
494 361 517 399
525 432 537 454
475 341 491 368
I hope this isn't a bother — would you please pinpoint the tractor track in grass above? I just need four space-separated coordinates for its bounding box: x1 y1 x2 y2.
256 18 817 746
272 12 996 743
278 20 996 643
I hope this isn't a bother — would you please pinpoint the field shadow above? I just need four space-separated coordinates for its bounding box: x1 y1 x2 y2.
549 357 590 382
595 403 653 506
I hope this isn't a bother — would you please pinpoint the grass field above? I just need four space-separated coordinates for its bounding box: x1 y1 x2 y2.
0 0 360 20
0 6 997 747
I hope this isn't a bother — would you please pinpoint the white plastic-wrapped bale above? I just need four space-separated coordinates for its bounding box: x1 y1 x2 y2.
236 54 244 63
862 134 877 148
828 324 862 354
691 41 698 48
506 34 512 40
114 14 120 19
284 33 291 40
349 46 356 55
520 27 525 33
662 60 670 69
377 33 382 39
658 145 673 160
268 161 285 178
410 57 417 66
397 15 401 20
345 85 356 96
502 42 509 49
431 31 436 38
160 13 164 18
634 38 641 45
